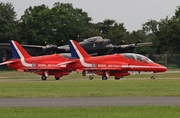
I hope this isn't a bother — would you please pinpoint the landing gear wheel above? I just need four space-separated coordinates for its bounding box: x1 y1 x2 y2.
89 75 94 80
55 77 60 80
41 75 47 80
151 76 155 79
151 72 156 79
115 78 120 80
102 76 108 80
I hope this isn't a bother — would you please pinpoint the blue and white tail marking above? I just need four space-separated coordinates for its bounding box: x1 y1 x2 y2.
68 40 92 67
10 41 21 59
10 40 32 67
68 40 79 58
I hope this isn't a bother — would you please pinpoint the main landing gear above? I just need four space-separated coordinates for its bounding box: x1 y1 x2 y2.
102 75 108 80
88 75 108 80
55 77 60 80
41 75 47 80
41 75 60 80
115 77 121 80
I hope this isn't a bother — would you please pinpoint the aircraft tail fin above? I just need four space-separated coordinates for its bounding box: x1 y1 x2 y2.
10 40 31 59
68 40 91 59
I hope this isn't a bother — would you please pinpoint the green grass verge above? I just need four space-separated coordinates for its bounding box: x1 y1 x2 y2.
1 106 180 118
0 71 180 98
0 71 180 117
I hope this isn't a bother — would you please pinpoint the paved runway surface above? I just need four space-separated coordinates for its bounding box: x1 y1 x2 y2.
0 97 180 107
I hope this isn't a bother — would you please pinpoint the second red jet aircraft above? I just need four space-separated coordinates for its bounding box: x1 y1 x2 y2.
63 40 167 80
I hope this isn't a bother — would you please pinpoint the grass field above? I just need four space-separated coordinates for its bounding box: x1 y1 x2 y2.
1 70 180 118
0 71 180 98
1 106 180 118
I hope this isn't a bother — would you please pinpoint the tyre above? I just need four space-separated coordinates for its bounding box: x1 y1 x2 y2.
89 76 93 80
41 75 47 80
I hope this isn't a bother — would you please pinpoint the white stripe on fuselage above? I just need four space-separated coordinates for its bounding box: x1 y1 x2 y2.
70 40 92 67
12 41 32 67
122 65 162 69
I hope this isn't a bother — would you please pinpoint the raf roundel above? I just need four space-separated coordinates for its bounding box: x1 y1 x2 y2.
92 63 96 68
32 63 36 68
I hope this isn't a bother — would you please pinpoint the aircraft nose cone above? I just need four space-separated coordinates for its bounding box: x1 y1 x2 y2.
160 65 168 72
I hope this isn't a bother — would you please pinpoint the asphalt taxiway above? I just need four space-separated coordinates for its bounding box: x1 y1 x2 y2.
0 97 180 107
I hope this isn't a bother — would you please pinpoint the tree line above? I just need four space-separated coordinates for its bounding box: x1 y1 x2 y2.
0 2 180 54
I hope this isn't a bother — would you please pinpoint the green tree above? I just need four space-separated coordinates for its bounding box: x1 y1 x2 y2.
93 19 127 45
142 19 161 54
142 19 159 34
51 2 92 43
157 18 180 54
142 17 171 54
175 6 180 19
129 30 154 54
142 6 180 54
20 4 53 45
20 2 92 45
0 2 18 42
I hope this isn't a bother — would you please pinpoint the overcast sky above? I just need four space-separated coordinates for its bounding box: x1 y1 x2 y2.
1 0 180 32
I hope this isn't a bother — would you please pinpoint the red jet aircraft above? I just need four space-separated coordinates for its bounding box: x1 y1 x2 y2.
64 40 167 80
0 40 71 80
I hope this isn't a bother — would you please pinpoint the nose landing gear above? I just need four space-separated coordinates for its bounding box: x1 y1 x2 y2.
151 72 156 79
89 74 94 80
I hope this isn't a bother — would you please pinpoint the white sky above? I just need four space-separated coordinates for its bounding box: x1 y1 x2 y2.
1 0 180 32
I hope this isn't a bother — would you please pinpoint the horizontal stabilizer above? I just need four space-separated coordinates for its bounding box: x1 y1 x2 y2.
57 60 77 67
0 60 18 66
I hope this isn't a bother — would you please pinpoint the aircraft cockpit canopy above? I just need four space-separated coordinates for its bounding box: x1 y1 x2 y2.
84 36 103 43
122 53 153 63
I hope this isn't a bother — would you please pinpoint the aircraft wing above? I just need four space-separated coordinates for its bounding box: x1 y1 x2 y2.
114 42 152 53
0 40 152 56
19 44 58 56
118 42 152 48
132 42 153 47
57 45 70 52
0 43 58 56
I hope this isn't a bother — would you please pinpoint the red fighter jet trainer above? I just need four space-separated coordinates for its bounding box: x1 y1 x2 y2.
64 40 167 80
0 40 70 80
